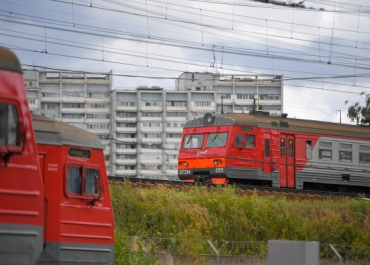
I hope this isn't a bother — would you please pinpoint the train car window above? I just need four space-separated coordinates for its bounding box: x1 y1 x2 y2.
234 134 244 146
288 139 294 157
319 141 332 160
306 141 312 159
359 145 370 164
206 133 228 148
84 168 100 196
339 144 352 162
0 103 19 146
67 166 82 194
246 135 255 148
183 134 204 149
265 139 270 157
280 138 285 157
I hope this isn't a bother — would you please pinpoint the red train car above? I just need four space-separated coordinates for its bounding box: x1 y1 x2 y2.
178 113 370 193
0 47 44 264
32 115 114 265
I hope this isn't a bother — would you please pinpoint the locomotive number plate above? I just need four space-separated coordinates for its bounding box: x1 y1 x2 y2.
179 169 191 175
215 168 224 173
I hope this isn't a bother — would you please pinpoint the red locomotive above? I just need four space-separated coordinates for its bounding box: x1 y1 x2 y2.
178 113 370 193
0 47 44 264
32 115 114 265
0 46 114 265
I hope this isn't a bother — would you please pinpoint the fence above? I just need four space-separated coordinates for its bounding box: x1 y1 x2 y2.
130 236 370 262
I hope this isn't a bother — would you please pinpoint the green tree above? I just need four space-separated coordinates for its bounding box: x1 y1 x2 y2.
345 92 370 126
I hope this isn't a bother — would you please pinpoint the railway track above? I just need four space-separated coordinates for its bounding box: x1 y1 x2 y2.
108 176 370 199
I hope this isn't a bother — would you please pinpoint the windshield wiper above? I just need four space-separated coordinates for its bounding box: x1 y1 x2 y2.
211 133 219 142
186 135 193 146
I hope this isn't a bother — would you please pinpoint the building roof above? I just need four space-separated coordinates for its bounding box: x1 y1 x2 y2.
0 46 22 74
32 114 105 150
184 113 370 140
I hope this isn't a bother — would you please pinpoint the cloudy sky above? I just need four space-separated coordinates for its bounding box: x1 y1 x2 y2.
1 0 370 124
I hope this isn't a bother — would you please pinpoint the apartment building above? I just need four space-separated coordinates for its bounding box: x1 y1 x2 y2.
111 87 216 180
176 72 283 116
24 70 283 180
24 70 112 174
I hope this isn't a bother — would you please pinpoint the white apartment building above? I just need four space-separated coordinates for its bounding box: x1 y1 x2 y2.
176 72 283 116
111 87 216 180
24 70 112 174
24 70 283 180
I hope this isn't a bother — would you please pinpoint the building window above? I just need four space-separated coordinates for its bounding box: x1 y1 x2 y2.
142 164 162 170
167 154 178 160
319 141 332 160
87 124 109 130
119 102 136 107
258 105 281 110
117 133 136 138
117 112 137 118
260 94 280 100
117 123 136 128
194 101 212 107
167 165 178 170
42 103 57 109
167 133 182 138
143 122 161 127
144 133 162 138
42 92 58 97
167 101 187 107
142 112 161 117
167 112 187 117
117 144 136 149
117 165 136 170
64 92 84 97
236 94 255 99
62 103 84 108
220 94 231 99
192 112 206 117
117 154 136 160
88 93 109 98
87 114 110 119
142 101 162 107
28 99 36 104
235 105 252 111
87 104 107 109
62 114 84 119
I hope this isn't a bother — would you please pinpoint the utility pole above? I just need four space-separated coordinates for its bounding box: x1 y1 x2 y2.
221 95 224 114
337 110 341 124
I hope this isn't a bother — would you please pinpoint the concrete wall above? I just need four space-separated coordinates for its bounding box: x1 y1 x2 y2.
154 254 370 265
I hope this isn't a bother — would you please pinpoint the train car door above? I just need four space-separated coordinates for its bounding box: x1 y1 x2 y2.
263 133 271 174
38 152 48 244
279 135 295 188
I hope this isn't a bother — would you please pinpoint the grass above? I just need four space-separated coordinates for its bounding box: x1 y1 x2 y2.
111 180 370 263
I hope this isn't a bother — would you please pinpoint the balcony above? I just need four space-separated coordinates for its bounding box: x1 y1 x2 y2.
166 138 181 144
166 169 178 176
85 108 110 113
41 97 61 103
116 117 137 122
141 127 162 133
141 148 162 153
117 106 137 112
62 118 84 123
166 106 187 112
61 108 85 113
117 137 136 143
28 103 39 109
116 148 137 154
87 129 110 134
86 118 110 123
166 127 183 133
142 138 162 144
116 170 136 176
117 127 137 133
116 159 136 165
166 116 187 122
141 106 162 112
141 116 162 122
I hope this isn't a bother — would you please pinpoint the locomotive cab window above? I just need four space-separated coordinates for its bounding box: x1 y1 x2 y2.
359 145 370 164
66 165 102 198
319 141 332 160
206 133 228 148
183 134 204 149
234 134 244 147
339 143 352 162
246 135 255 148
0 103 20 146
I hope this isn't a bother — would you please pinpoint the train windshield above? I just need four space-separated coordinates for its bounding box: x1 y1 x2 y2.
183 134 204 149
0 103 19 146
206 133 228 148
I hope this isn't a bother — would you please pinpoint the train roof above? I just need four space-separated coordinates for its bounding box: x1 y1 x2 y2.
0 46 22 74
184 113 370 140
32 114 105 150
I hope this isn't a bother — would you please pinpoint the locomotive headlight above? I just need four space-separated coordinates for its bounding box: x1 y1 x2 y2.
207 116 212 123
214 160 218 165
184 162 188 167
